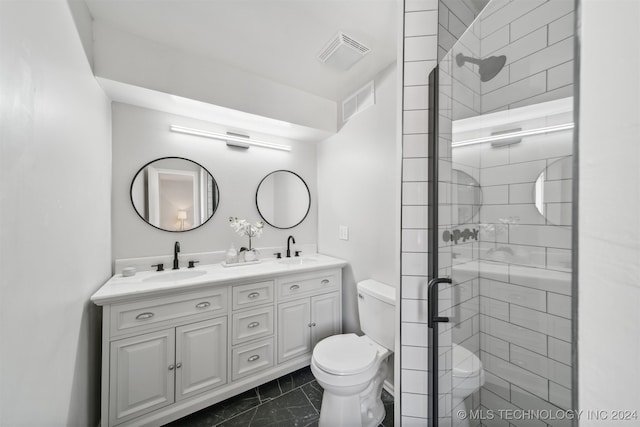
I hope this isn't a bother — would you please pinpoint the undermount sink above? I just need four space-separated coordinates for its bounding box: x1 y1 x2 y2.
142 270 207 283
278 257 318 265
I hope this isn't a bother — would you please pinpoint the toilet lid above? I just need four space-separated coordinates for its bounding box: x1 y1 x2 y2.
313 334 378 375
452 344 482 378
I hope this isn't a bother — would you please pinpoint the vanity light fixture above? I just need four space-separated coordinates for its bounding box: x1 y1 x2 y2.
452 123 575 148
169 125 292 152
224 132 250 149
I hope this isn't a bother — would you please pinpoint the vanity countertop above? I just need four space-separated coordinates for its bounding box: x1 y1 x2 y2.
91 254 347 305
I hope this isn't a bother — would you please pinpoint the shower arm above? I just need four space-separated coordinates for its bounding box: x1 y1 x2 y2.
456 53 482 67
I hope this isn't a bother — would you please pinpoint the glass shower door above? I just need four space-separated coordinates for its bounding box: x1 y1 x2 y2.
429 1 576 426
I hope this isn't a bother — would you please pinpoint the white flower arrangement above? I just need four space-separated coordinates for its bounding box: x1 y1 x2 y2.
228 217 264 252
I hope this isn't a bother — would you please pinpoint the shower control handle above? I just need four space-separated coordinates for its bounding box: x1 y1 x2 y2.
427 277 452 328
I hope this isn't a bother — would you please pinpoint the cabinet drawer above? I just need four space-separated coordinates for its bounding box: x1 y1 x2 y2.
277 271 339 299
232 338 274 381
232 281 274 310
232 306 274 345
110 288 228 337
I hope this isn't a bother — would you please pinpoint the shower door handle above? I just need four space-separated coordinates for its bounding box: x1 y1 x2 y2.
427 277 452 328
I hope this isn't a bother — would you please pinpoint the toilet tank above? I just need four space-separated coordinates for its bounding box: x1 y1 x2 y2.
357 279 395 350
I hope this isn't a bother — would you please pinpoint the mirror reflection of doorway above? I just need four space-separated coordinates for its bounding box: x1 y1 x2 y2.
147 167 199 231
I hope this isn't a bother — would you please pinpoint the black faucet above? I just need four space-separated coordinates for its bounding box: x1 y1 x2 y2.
286 235 296 258
173 241 180 270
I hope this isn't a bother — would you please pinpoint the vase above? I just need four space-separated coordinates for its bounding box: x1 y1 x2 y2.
244 250 257 262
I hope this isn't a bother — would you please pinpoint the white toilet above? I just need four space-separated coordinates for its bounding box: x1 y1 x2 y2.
311 279 395 427
452 343 485 427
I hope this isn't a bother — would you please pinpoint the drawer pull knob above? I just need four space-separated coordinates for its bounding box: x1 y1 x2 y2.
176 362 182 369
311 322 317 327
136 312 154 320
248 355 260 362
289 285 300 291
195 301 210 309
248 292 260 299
168 364 175 371
247 322 260 329
321 279 330 285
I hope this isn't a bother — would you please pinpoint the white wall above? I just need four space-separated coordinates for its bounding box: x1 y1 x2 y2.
111 103 318 260
317 63 399 333
93 22 337 134
67 0 95 71
0 1 112 426
578 0 640 421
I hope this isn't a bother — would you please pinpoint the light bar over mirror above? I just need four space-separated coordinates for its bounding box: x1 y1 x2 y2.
452 123 575 148
170 125 292 152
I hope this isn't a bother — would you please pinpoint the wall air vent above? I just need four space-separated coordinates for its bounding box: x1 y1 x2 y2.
317 32 370 71
342 80 375 123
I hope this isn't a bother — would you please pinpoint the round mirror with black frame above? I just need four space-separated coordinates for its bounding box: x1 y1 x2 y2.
130 157 220 232
256 170 310 229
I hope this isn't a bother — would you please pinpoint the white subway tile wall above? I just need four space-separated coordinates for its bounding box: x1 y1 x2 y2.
401 0 442 422
479 0 575 113
401 0 485 424
471 4 575 417
401 0 574 423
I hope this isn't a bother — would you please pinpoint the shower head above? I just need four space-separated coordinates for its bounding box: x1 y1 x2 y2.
456 53 507 82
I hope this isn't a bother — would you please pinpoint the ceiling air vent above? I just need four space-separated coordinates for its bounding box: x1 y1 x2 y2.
342 81 375 123
317 32 370 71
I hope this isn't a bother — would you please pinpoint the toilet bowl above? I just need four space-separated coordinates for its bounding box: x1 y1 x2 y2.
311 280 395 427
311 334 390 427
452 344 485 427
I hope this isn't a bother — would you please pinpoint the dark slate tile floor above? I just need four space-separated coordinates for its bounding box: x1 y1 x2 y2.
164 366 394 427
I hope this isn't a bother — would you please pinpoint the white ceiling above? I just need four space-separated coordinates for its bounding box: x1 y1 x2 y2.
84 0 398 103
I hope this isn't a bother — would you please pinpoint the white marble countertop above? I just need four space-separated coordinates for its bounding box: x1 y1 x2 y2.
91 254 347 305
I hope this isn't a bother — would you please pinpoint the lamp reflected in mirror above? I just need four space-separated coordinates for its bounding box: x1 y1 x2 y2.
177 210 187 231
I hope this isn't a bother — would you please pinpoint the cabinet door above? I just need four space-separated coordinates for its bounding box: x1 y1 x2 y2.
109 329 175 425
277 299 311 363
311 292 341 348
175 317 228 401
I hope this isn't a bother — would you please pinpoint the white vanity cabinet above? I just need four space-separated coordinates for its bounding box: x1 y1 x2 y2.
277 270 341 363
109 329 175 424
277 292 340 363
175 317 228 400
106 287 229 426
92 258 344 427
109 317 228 425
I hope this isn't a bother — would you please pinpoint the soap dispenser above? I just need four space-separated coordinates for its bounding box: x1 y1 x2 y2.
226 244 238 264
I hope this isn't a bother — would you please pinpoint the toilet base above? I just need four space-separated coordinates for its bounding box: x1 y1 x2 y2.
453 396 471 427
317 360 388 427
